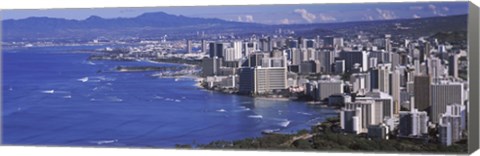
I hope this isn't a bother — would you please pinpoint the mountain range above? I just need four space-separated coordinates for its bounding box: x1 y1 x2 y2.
2 11 467 42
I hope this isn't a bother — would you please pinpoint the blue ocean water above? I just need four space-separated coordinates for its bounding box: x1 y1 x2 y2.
2 46 337 147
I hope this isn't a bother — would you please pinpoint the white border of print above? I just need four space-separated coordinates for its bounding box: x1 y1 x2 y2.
0 0 476 156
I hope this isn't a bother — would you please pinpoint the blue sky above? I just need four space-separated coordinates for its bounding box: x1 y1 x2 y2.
1 2 468 24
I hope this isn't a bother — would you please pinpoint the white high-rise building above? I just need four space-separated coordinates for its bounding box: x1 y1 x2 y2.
317 78 344 101
345 100 383 133
358 90 394 119
350 73 371 95
390 69 401 115
340 107 362 134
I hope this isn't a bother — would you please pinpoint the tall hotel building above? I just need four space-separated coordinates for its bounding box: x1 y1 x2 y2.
338 50 369 72
430 81 464 124
317 78 344 101
413 74 431 112
343 100 383 133
398 109 429 137
238 52 288 94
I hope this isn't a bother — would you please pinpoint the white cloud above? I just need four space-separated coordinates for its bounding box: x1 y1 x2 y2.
409 6 423 10
318 13 336 22
244 15 254 23
363 15 374 21
375 8 397 20
294 9 316 23
237 15 254 23
280 18 290 24
413 14 421 19
428 4 438 15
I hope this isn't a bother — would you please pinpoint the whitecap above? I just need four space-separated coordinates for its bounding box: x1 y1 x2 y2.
77 77 89 82
63 95 72 99
85 61 96 65
41 90 55 94
248 115 263 119
109 97 123 102
153 96 164 99
297 112 313 116
216 109 227 112
90 139 118 145
279 120 291 127
174 99 181 102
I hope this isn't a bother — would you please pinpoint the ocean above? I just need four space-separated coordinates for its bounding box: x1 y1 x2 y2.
2 46 337 147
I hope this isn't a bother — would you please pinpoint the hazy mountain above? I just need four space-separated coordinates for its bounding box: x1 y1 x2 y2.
2 11 468 42
2 12 256 41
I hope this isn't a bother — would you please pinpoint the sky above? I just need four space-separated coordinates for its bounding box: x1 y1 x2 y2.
1 2 468 24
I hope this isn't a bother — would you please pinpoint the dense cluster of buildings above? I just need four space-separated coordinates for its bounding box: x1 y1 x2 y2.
191 34 468 146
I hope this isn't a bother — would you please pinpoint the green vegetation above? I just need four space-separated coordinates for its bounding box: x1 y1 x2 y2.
176 117 467 153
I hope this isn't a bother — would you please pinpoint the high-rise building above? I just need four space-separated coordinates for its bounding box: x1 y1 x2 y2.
339 50 369 73
445 103 467 130
317 78 344 101
186 40 192 53
367 124 390 140
390 69 401 115
238 53 288 94
238 67 255 94
448 54 459 78
413 75 431 112
316 50 335 73
201 57 223 77
334 60 345 74
439 122 452 146
359 90 394 119
300 60 321 75
430 81 464 124
350 73 371 95
345 100 383 133
427 57 445 80
209 42 227 58
398 109 429 137
440 113 462 145
369 57 378 69
340 107 362 134
201 39 207 53
370 64 390 93
243 42 257 56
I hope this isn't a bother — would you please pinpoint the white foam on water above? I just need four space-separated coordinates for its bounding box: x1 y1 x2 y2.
216 109 227 112
109 96 123 102
153 96 164 99
90 139 118 145
41 90 55 94
279 120 291 127
248 115 263 119
63 95 72 99
297 112 313 116
87 61 96 65
174 99 181 102
77 77 89 82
